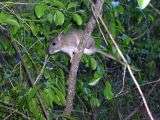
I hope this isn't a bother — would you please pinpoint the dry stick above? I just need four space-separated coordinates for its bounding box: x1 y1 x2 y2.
124 78 160 120
97 13 154 120
116 66 127 96
34 55 48 85
64 0 104 116
0 26 48 120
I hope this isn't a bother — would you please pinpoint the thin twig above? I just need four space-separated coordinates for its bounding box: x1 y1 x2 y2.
3 110 16 120
0 2 38 5
34 55 48 85
116 66 127 96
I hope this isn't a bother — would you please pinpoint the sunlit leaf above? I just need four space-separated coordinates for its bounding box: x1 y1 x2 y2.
0 12 20 28
90 57 97 70
90 97 101 107
47 13 53 23
52 87 65 105
28 98 43 119
137 0 151 9
51 0 65 8
5 19 20 28
89 69 102 86
103 81 114 100
43 88 54 107
35 4 47 18
54 10 65 25
72 13 83 26
67 2 78 9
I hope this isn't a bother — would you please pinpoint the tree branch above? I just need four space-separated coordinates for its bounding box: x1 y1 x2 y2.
64 0 104 116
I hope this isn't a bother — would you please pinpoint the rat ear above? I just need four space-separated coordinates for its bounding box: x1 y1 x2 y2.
58 31 63 41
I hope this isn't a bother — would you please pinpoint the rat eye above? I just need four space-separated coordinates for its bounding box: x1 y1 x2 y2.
52 42 56 46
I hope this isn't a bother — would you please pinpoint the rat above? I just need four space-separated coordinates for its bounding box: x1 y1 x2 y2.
48 30 117 62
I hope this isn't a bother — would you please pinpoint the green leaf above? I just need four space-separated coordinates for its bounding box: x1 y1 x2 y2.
121 34 133 46
51 0 65 8
29 22 39 36
88 78 100 86
0 12 20 28
89 69 102 86
5 19 20 28
116 6 124 14
72 13 83 26
52 87 65 105
82 56 97 70
47 13 53 23
103 81 114 100
29 98 43 120
35 4 47 18
26 87 37 101
54 10 65 26
67 2 78 9
137 0 151 9
43 88 54 107
0 12 8 23
90 57 97 70
90 97 101 107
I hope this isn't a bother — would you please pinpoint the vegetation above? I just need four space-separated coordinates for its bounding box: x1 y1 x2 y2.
0 0 160 119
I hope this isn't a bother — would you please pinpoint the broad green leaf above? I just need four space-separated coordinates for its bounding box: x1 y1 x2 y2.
67 2 78 9
72 13 83 26
26 87 37 101
83 87 91 95
89 70 102 86
0 12 8 22
88 78 100 86
35 4 47 18
103 81 114 100
117 6 124 14
54 10 65 25
43 88 54 107
52 87 65 105
137 0 151 9
47 13 53 23
90 97 101 107
29 22 39 36
50 0 65 8
121 34 133 46
5 19 20 28
29 98 43 120
0 12 20 28
90 57 97 70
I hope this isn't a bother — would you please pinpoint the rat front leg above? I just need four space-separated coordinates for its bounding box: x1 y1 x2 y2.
69 48 79 63
69 52 74 63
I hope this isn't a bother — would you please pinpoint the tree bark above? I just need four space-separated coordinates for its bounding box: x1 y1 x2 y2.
64 0 104 116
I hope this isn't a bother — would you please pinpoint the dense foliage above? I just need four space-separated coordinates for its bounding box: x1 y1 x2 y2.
0 0 160 119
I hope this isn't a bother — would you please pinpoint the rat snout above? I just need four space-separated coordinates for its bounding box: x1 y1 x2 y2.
47 47 59 54
47 47 53 54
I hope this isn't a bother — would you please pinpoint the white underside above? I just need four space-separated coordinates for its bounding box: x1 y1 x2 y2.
61 47 77 57
84 48 96 55
61 47 96 57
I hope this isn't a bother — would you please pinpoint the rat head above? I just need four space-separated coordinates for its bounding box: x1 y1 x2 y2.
48 34 63 54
